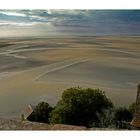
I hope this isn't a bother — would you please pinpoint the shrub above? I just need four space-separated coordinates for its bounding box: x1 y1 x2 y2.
114 107 132 122
114 106 133 129
49 87 113 127
128 102 136 116
96 108 116 128
28 101 53 123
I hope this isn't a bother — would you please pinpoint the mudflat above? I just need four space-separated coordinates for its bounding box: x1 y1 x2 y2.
0 36 139 118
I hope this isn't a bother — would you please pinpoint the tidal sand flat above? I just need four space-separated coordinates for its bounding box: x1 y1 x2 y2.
0 36 139 118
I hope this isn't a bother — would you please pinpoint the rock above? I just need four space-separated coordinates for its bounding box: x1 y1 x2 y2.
131 83 140 129
48 124 88 130
0 118 88 130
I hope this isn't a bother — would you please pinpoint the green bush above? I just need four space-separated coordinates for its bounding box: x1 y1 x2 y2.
26 88 135 129
49 87 113 127
114 106 133 129
96 108 116 128
114 107 132 122
28 101 53 123
128 102 136 116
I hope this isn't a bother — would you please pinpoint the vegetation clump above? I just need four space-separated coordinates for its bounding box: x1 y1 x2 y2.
27 87 135 129
28 102 53 123
49 87 113 127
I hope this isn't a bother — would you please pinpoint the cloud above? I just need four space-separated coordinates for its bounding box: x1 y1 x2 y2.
0 10 139 38
0 11 26 17
0 10 91 26
0 21 39 27
0 10 52 27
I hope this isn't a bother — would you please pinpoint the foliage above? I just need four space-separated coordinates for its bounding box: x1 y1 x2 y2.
128 102 136 116
113 106 134 129
21 113 26 121
95 103 136 129
95 108 116 128
114 107 132 122
25 87 135 130
49 87 113 127
28 101 53 123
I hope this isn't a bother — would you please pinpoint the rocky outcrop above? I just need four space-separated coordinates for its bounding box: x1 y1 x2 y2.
0 119 88 130
131 83 140 129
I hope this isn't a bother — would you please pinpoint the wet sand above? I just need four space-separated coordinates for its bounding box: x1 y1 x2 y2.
0 36 139 118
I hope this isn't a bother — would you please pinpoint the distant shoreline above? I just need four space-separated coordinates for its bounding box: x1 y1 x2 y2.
0 34 140 40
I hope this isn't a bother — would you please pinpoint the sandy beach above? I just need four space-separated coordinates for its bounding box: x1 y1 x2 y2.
0 36 139 118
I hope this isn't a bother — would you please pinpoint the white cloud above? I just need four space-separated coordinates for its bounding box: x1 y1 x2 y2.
0 21 40 27
0 11 26 17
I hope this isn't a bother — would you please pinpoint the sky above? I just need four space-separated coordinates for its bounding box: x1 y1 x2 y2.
0 10 140 38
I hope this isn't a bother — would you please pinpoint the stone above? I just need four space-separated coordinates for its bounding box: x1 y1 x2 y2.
21 104 35 120
131 83 140 129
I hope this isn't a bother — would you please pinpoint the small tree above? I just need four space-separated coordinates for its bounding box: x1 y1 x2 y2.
49 87 113 127
28 101 53 123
